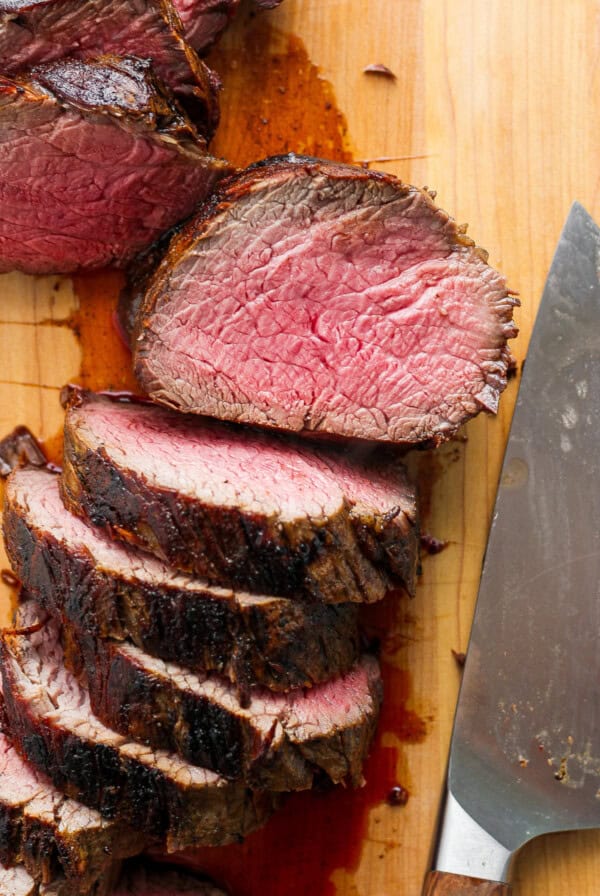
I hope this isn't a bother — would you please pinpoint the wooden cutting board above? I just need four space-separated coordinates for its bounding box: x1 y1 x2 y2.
1 0 599 893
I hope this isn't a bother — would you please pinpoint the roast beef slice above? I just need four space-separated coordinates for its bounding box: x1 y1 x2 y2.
133 154 517 444
0 605 278 852
4 468 360 691
60 393 418 602
62 621 382 791
0 0 220 133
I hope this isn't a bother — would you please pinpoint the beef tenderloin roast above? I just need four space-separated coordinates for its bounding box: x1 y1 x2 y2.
0 693 140 894
62 621 382 791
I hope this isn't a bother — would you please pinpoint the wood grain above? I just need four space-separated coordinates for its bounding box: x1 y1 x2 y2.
1 1 600 894
423 871 509 895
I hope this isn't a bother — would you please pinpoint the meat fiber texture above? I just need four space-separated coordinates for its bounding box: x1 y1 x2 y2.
0 863 60 896
0 56 230 275
0 0 220 133
0 690 139 894
62 618 381 791
133 154 518 445
0 604 279 852
4 468 360 691
60 393 419 603
113 860 226 896
173 0 240 53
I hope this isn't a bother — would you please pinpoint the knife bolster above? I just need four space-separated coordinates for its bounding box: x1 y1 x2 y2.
423 871 510 895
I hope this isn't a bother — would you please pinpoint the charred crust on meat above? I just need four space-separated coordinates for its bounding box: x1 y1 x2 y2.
4 469 361 691
58 396 418 602
0 608 279 851
60 621 382 791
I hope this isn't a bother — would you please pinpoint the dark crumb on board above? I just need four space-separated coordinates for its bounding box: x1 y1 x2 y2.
363 63 397 79
0 570 19 588
387 785 409 807
451 649 466 667
0 426 47 477
420 533 448 555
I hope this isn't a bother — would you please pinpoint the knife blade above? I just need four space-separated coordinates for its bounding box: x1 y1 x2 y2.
422 202 600 895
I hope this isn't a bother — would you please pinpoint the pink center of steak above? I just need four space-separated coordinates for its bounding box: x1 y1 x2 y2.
141 166 514 441
8 468 272 603
0 72 223 274
73 400 348 521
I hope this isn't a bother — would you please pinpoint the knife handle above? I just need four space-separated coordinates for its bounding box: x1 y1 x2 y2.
423 871 510 895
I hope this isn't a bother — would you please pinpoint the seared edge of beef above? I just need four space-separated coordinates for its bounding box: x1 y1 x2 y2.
62 624 382 791
0 606 279 852
0 696 138 894
60 394 418 602
3 469 361 690
59 438 388 604
0 0 220 137
28 55 211 152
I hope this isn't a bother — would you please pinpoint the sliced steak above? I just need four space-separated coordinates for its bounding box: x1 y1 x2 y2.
0 0 220 133
0 605 278 851
60 393 418 602
0 694 139 893
5 468 359 691
63 620 381 790
114 860 226 896
173 0 240 53
133 154 518 445
0 56 229 275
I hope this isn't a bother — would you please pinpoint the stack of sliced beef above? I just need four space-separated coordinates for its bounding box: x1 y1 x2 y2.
0 0 518 881
0 387 421 890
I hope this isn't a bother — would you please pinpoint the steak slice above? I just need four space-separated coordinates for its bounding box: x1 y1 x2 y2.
0 693 139 894
61 393 419 602
113 860 226 895
172 0 240 54
0 56 229 275
63 620 381 791
0 605 278 852
4 468 360 691
133 154 518 445
0 0 220 133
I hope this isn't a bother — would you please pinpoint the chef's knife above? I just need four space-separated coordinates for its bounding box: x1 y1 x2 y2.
422 202 600 895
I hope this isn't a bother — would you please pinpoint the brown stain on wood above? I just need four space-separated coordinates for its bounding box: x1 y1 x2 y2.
70 271 138 394
207 12 354 168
